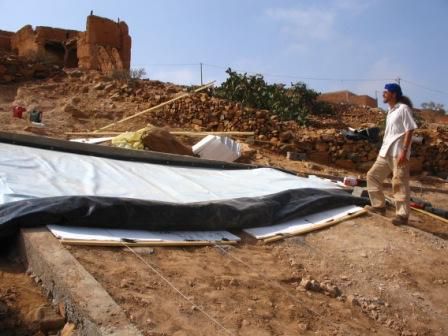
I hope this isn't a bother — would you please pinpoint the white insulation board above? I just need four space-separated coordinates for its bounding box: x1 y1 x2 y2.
244 205 363 239
47 225 240 242
0 142 340 205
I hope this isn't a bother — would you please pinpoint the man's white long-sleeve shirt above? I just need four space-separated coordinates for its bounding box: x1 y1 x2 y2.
379 103 417 159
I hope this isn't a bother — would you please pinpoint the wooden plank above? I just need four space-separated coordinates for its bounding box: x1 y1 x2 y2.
170 131 254 137
65 130 254 137
60 239 238 247
411 207 448 224
262 209 368 244
93 81 215 132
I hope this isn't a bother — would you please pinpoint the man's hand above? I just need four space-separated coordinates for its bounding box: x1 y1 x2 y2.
397 149 408 166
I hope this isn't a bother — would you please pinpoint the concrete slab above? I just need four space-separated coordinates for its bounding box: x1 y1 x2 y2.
19 227 142 336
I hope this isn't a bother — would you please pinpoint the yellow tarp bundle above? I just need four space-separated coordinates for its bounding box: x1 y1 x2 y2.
111 128 147 150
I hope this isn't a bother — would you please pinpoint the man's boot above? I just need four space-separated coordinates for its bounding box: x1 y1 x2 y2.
365 205 386 216
391 215 408 226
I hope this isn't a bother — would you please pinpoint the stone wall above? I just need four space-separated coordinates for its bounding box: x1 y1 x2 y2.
147 93 448 175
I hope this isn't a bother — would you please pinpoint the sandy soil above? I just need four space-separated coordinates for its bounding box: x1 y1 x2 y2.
0 250 65 335
69 207 447 336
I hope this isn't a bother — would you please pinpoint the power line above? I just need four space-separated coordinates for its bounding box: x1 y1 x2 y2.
401 79 448 96
202 63 393 82
135 63 199 67
132 62 447 98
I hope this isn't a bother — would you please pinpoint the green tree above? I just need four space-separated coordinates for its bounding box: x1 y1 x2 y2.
214 68 332 125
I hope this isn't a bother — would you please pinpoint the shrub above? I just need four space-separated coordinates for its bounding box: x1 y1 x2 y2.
214 68 333 125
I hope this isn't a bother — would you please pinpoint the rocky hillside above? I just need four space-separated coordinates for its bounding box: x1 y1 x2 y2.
1 68 447 176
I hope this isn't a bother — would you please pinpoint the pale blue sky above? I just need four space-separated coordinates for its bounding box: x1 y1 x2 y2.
1 0 447 109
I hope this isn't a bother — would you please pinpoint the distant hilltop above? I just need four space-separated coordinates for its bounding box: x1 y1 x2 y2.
318 90 377 108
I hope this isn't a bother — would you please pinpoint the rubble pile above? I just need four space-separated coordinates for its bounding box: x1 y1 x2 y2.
0 52 62 83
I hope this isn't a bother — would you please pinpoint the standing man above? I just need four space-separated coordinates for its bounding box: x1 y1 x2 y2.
366 83 417 225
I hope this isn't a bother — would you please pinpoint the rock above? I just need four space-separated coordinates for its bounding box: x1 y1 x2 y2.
409 157 424 174
32 305 66 332
300 278 312 290
68 70 83 78
60 322 76 336
324 284 341 298
347 295 360 306
279 131 294 142
0 301 8 317
298 322 309 331
93 82 105 90
64 103 89 119
315 142 329 152
71 96 81 105
309 152 330 164
335 159 356 170
141 127 193 156
172 331 189 336
111 93 121 101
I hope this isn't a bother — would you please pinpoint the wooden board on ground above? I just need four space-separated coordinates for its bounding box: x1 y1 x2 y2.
243 206 366 243
411 207 448 224
66 131 254 137
47 225 240 247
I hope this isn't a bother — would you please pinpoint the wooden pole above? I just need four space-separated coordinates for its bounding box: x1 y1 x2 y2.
93 81 215 133
411 207 448 224
66 130 254 137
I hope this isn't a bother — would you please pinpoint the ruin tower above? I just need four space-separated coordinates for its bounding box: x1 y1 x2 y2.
77 15 132 72
2 14 131 72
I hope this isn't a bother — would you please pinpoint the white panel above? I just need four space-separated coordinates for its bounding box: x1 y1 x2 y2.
70 137 113 144
192 135 240 162
244 205 363 239
47 225 240 242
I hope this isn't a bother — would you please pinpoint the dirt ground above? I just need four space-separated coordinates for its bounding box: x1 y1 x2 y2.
68 206 447 336
0 247 66 336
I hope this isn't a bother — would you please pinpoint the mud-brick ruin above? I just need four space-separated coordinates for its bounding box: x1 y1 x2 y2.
0 14 131 72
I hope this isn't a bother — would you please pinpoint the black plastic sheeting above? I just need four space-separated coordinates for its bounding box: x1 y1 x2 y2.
0 189 368 238
0 132 369 238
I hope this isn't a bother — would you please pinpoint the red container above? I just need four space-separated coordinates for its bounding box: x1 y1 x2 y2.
12 106 25 119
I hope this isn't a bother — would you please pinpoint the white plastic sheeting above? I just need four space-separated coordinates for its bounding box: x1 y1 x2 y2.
47 225 240 243
0 142 340 205
244 205 363 239
70 137 113 144
192 135 241 162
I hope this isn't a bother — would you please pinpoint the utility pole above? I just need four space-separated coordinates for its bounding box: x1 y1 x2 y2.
200 62 203 85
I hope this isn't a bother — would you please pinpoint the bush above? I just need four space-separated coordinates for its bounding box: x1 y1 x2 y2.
110 68 147 82
214 68 332 125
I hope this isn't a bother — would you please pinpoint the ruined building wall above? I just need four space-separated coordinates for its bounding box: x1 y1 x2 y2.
2 15 131 72
77 15 131 72
0 30 13 51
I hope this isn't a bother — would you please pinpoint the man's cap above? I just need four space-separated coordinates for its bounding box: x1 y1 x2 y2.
384 83 403 98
